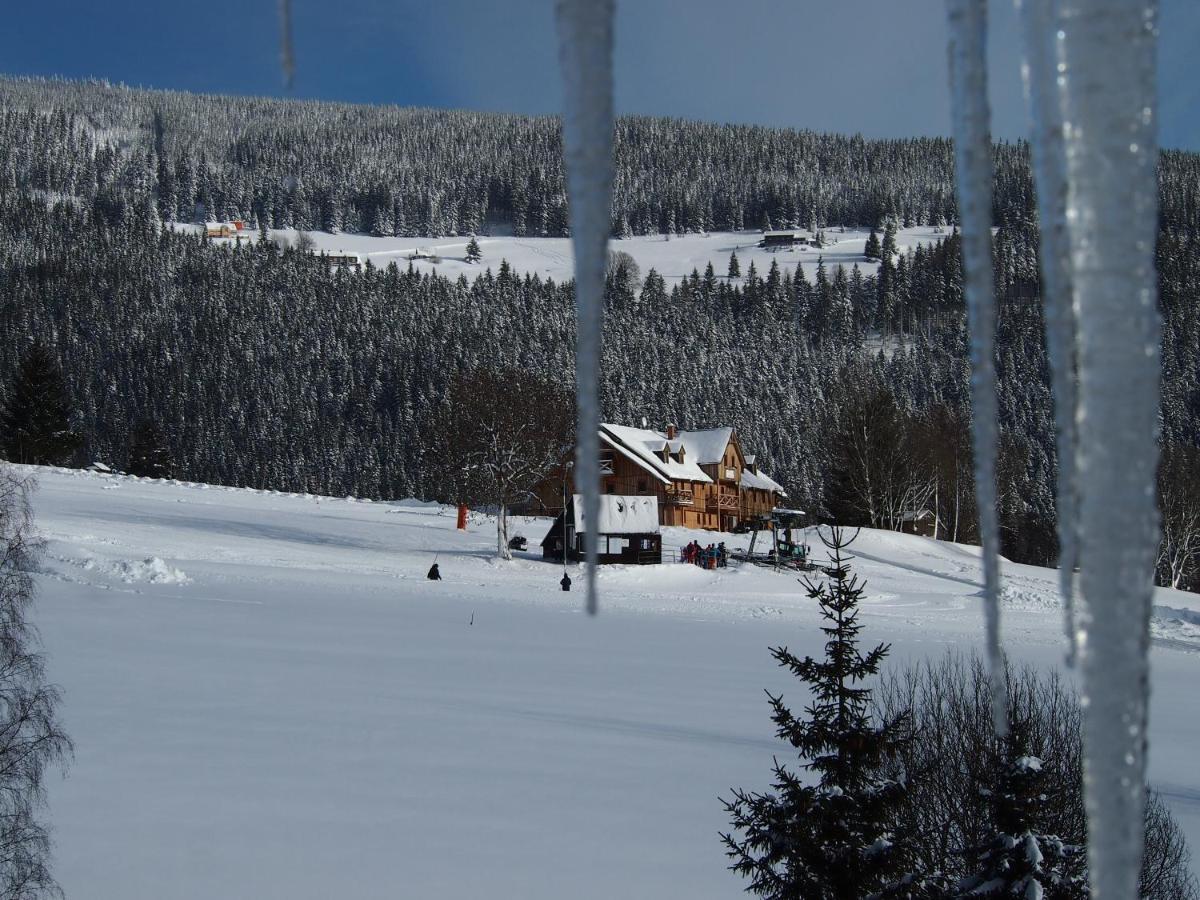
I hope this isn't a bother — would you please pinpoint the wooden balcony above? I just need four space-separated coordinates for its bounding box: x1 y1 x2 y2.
706 491 739 512
663 488 694 507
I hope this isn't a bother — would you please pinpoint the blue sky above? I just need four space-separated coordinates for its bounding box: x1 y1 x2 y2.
3 0 1197 149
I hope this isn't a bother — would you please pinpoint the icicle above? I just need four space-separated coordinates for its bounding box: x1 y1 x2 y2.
1013 0 1081 665
945 0 1007 735
555 0 615 615
278 0 296 90
1051 1 1161 896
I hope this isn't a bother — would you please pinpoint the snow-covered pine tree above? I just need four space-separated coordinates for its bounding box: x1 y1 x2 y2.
881 219 899 263
465 236 482 264
865 228 882 260
954 717 1086 900
728 251 741 279
722 526 914 899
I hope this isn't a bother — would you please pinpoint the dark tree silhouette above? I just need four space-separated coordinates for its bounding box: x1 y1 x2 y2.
1 343 81 467
864 228 882 260
126 420 174 480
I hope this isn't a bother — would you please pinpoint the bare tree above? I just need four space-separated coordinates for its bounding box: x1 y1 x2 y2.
914 404 975 543
1156 444 1200 591
427 369 573 559
605 249 641 292
825 384 934 531
874 653 1197 900
0 467 72 898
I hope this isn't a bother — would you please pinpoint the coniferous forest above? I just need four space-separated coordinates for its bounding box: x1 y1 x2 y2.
2 76 1200 576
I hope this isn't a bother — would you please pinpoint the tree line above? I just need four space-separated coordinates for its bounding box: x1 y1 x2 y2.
6 75 1181 240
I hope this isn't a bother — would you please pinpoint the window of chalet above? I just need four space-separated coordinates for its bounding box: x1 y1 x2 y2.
637 479 647 493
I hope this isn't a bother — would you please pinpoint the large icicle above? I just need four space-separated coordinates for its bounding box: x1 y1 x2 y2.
278 0 295 90
1013 0 1081 663
555 0 615 615
945 0 1006 733
1051 1 1161 896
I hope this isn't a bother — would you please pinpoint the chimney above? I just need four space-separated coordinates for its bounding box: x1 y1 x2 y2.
666 423 677 440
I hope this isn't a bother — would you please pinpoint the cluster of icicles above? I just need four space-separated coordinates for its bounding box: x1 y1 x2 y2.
266 0 1165 893
553 0 1161 895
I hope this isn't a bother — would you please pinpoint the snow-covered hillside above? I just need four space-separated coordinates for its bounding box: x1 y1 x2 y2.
174 222 944 287
24 466 1200 898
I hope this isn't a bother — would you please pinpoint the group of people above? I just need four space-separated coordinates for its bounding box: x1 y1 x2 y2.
681 540 728 569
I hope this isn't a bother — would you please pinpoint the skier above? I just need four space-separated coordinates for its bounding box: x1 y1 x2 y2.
427 563 442 581
560 572 572 592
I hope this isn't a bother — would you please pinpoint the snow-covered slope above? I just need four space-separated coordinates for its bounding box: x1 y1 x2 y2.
174 223 943 287
23 466 1200 898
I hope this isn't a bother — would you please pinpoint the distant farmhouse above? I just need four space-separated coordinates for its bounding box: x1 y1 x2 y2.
538 423 786 533
758 230 811 250
313 250 364 269
204 221 248 239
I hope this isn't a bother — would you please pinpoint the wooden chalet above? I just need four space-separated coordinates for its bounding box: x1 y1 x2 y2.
538 423 786 533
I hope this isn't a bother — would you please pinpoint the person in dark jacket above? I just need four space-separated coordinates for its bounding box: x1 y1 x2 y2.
560 572 572 592
427 563 442 581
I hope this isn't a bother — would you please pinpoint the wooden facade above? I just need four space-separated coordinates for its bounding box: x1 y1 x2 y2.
534 423 786 533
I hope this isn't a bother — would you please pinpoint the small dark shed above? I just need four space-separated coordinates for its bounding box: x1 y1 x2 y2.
541 495 662 565
759 231 811 249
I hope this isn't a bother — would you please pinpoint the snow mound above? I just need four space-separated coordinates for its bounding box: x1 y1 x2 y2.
1001 582 1059 611
111 557 192 585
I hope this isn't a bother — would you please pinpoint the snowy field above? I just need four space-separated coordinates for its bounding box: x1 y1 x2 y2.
173 222 945 287
23 466 1200 898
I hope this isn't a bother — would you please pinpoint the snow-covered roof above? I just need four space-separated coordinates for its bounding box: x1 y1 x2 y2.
742 468 787 496
572 494 660 535
599 422 785 495
674 427 734 465
601 424 712 484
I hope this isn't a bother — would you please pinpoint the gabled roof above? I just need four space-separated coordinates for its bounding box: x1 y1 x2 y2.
601 424 712 484
599 422 786 496
676 427 735 465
